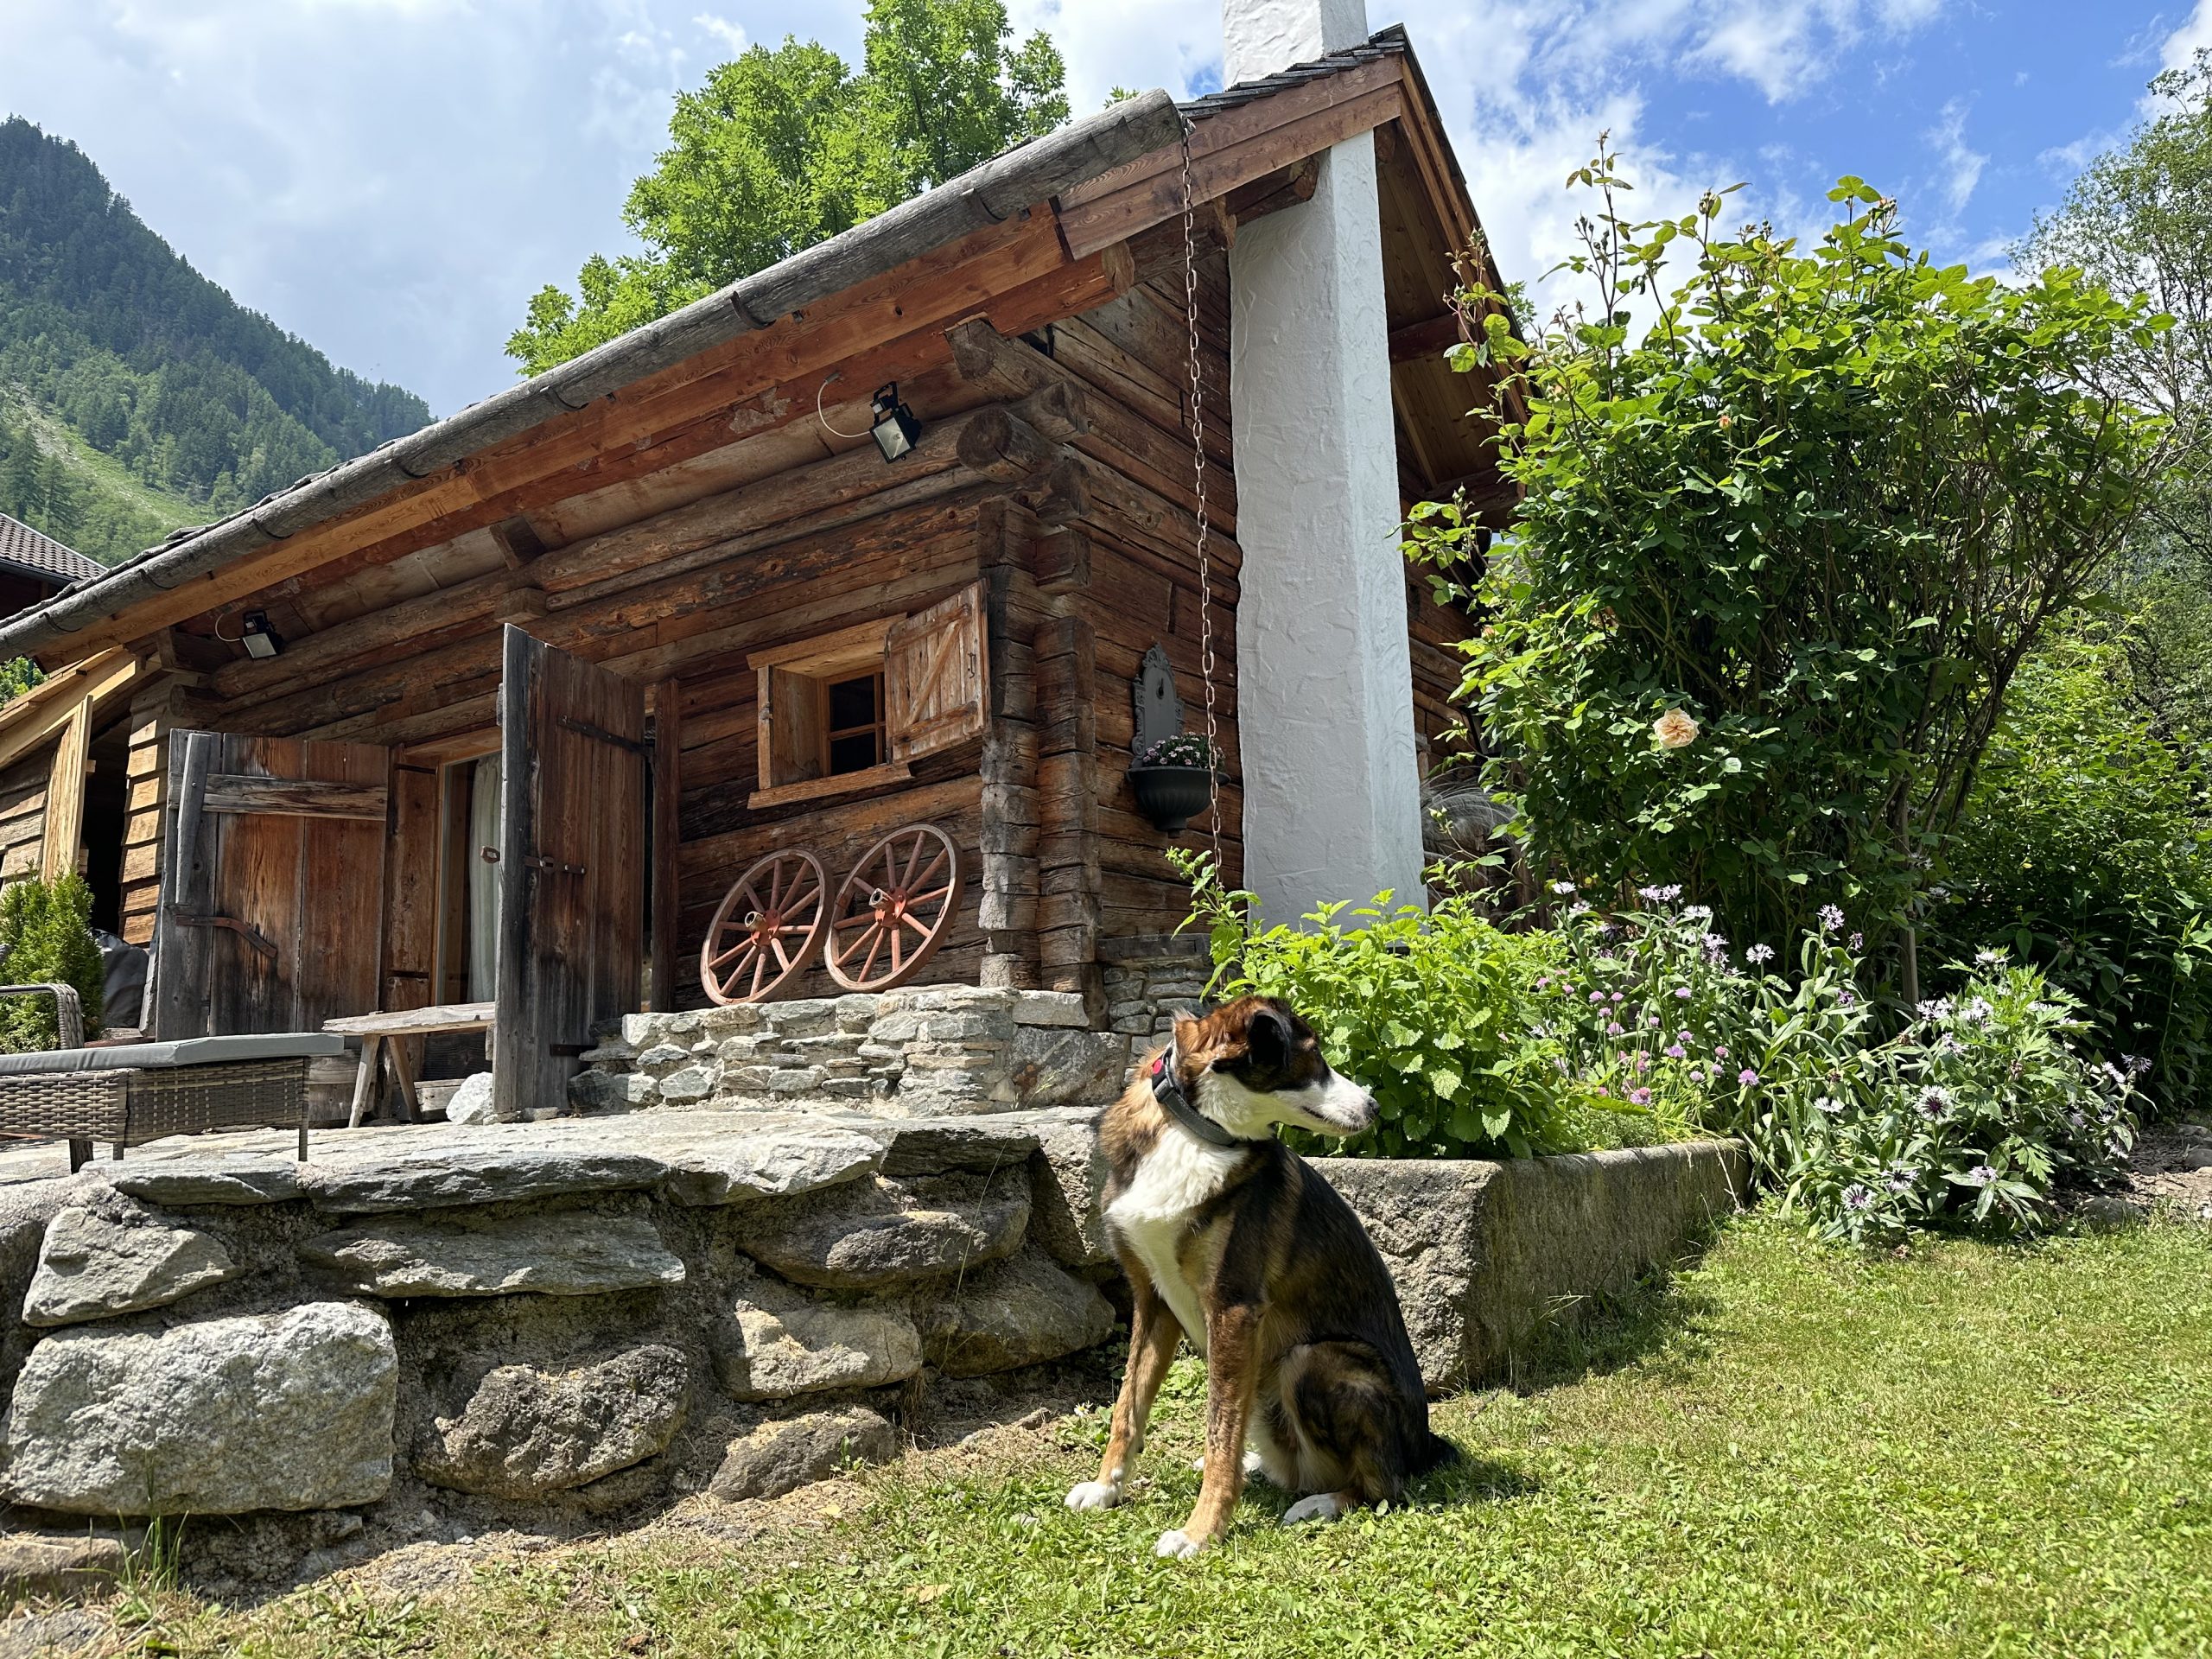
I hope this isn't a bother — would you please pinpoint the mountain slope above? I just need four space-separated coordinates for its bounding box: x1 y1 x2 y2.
0 116 430 565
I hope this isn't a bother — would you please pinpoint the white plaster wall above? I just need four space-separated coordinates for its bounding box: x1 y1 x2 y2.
1224 0 1370 81
1227 133 1427 925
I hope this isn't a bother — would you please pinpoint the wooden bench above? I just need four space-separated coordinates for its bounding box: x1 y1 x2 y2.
325 1002 496 1128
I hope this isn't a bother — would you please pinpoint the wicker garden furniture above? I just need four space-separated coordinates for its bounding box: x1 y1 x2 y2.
0 983 344 1171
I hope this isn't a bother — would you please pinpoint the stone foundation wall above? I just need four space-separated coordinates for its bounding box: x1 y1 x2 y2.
573 987 1130 1117
0 1103 1745 1595
1101 938 1213 1077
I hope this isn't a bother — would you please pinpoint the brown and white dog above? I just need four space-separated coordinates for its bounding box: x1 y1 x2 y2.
1066 995 1455 1558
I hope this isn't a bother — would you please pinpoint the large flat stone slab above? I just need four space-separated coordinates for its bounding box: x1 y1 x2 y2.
730 1174 1029 1291
918 1245 1115 1377
23 1205 240 1327
415 1344 690 1499
1313 1141 1746 1389
1 1302 397 1516
301 1211 685 1298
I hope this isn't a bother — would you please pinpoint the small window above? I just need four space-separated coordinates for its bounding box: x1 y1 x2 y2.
824 671 884 775
747 586 989 809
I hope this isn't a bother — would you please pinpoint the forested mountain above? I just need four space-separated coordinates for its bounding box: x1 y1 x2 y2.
0 117 429 564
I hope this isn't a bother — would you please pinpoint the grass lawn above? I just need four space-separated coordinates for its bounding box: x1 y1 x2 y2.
114 1213 2212 1657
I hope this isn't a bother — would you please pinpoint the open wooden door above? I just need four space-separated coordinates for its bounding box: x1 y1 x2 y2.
150 732 390 1040
492 626 647 1120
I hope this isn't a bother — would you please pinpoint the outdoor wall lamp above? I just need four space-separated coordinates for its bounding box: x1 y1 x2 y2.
870 383 920 462
240 609 283 659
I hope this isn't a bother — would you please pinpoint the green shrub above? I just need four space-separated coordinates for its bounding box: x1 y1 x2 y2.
1174 851 1572 1158
0 874 105 1051
1930 624 2212 1115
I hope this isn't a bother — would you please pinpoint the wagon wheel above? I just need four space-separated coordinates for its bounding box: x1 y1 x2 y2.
700 850 830 1005
824 824 963 992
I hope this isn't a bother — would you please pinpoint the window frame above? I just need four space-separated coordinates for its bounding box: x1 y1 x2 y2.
747 618 913 808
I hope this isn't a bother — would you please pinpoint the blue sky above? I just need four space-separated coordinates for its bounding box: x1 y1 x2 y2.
2 0 2203 417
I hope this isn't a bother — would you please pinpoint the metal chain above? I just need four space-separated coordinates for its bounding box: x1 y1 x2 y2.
1179 122 1223 877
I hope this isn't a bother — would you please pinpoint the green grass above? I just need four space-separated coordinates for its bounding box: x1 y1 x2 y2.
5 391 204 563
117 1214 2212 1656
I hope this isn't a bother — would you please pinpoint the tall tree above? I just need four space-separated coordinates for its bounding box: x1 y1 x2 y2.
505 0 1068 375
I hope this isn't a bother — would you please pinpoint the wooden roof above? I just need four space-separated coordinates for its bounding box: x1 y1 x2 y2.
0 29 1516 678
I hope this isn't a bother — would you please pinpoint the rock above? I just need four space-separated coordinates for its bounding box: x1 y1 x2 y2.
301 1211 685 1298
22 1205 240 1327
1026 1115 1114 1268
645 1119 887 1207
444 1072 498 1126
2 1302 397 1516
1011 991 1091 1028
105 1154 301 1206
877 1118 1041 1177
1009 1025 1127 1108
2075 1193 2144 1230
918 1246 1115 1376
656 1065 718 1103
569 1070 657 1114
0 1532 125 1600
301 1128 669 1214
707 1406 896 1503
715 1279 922 1401
730 1174 1029 1290
415 1344 690 1499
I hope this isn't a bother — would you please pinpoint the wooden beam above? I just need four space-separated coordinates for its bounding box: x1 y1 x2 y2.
38 694 92 881
199 774 390 821
1060 57 1406 257
0 649 141 775
651 677 682 1011
1388 310 1468 363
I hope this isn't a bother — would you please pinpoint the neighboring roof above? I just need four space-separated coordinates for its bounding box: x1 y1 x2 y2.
0 88 1184 663
0 512 102 589
1177 26 1408 119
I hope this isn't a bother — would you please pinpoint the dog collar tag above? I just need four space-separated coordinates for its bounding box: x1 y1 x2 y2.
1149 1044 1257 1149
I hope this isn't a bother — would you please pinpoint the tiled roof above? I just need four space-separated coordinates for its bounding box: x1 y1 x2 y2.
0 512 102 588
1177 24 1408 119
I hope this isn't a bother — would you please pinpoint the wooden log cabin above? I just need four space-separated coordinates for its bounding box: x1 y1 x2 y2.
0 25 1520 1116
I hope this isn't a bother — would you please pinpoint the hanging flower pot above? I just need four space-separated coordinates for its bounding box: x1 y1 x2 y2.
1128 734 1218 835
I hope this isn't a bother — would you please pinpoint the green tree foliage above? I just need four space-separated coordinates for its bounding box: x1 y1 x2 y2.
0 874 105 1052
506 0 1068 374
1415 147 2171 960
0 118 430 562
1930 619 2212 1113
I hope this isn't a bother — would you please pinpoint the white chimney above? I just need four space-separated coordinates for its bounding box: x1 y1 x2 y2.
1222 0 1427 924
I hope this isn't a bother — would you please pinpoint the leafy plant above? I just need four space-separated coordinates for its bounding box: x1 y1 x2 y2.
1135 733 1215 769
1414 142 2171 972
0 874 104 1051
1930 620 2212 1115
1172 850 1571 1157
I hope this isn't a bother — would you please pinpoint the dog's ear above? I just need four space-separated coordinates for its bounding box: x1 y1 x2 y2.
1245 1004 1293 1072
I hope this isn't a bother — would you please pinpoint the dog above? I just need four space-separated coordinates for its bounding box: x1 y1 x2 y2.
1065 995 1456 1558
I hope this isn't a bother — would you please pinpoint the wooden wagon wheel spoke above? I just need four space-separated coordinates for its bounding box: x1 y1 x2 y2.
701 850 830 1005
823 824 963 993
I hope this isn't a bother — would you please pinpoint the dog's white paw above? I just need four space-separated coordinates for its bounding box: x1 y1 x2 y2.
1281 1492 1345 1526
1065 1480 1122 1512
1192 1449 1268 1477
1154 1529 1205 1560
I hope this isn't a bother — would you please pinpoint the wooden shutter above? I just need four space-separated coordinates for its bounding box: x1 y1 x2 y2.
885 582 988 761
491 626 647 1122
149 731 390 1040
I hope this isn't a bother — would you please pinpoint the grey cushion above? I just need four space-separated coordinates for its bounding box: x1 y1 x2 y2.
0 1033 346 1077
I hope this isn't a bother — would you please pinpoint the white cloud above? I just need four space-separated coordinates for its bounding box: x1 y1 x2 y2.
693 11 748 55
2159 0 2212 75
1925 97 1986 220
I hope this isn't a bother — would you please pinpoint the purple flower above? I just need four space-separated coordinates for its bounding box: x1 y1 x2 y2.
1915 1085 1950 1122
1842 1184 1872 1211
1688 1067 1707 1083
1817 904 1845 934
1589 991 1606 1005
1550 880 1578 896
1835 988 1857 1008
1535 977 1551 991
1885 1168 1916 1194
1814 1096 1843 1115
1629 1088 1653 1105
1606 1021 1625 1037
1677 1030 1694 1044
1610 991 1625 1003
1965 1164 1997 1186
1637 884 1682 904
1849 932 1864 951
1737 1068 1759 1087
1633 1052 1651 1072
1675 987 1693 1000
1665 1044 1688 1059
1745 944 1776 965
1683 905 1713 922
1713 1046 1730 1059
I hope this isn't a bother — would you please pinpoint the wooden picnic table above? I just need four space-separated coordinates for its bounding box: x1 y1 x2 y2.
324 1002 496 1128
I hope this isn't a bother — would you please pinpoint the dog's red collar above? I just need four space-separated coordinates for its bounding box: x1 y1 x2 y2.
1149 1043 1263 1148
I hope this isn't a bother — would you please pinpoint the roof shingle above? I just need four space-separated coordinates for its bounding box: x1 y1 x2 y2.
0 512 102 588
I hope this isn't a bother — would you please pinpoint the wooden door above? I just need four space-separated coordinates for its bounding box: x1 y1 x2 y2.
492 626 647 1121
150 732 391 1040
